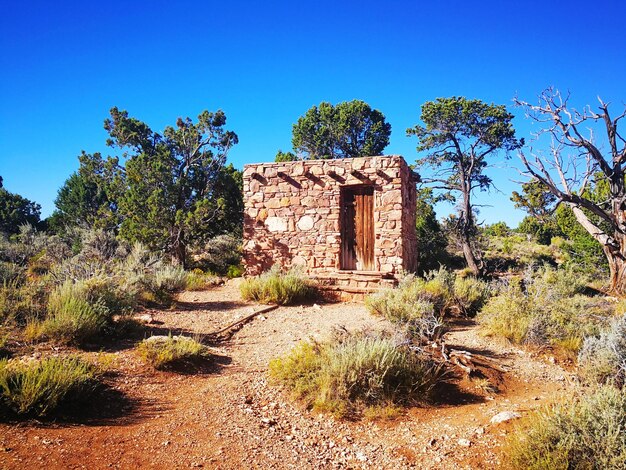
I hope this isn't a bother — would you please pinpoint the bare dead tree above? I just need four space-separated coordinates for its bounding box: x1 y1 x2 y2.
515 88 626 293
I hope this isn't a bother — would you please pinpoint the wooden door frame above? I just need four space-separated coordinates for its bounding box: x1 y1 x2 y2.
340 185 375 271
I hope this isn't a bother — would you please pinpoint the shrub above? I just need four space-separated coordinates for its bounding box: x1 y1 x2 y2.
477 267 608 354
365 275 442 341
578 314 626 388
366 268 488 328
191 234 241 275
151 265 188 294
240 266 315 305
452 276 490 316
38 279 122 344
226 264 244 279
505 386 626 469
185 269 220 291
137 335 206 369
0 278 45 324
0 356 98 417
269 330 443 418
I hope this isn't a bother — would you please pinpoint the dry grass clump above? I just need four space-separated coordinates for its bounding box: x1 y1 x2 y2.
505 386 626 469
185 269 221 291
137 335 206 369
477 267 609 355
269 329 444 418
30 279 121 344
240 266 316 305
365 275 443 341
0 356 98 417
365 269 490 340
578 314 626 387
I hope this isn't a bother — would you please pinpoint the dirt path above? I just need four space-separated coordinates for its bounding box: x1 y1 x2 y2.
0 282 574 469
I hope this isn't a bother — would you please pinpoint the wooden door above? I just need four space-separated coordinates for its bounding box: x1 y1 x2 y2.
341 186 374 270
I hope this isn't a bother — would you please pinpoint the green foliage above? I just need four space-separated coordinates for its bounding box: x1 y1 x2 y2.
0 183 41 235
105 107 239 265
240 266 316 305
291 100 391 159
482 221 510 237
0 278 45 325
477 267 610 354
505 386 626 469
151 265 188 294
0 356 98 417
269 330 443 418
226 264 244 279
407 97 522 275
365 275 442 341
274 150 298 162
366 270 490 335
452 275 491 316
414 188 448 273
49 152 124 233
185 269 220 291
578 314 626 388
511 180 557 221
39 279 117 344
517 215 562 245
137 335 206 369
482 232 564 272
190 234 241 275
555 204 607 274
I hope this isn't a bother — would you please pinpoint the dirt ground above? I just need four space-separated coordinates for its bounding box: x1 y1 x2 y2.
0 281 574 469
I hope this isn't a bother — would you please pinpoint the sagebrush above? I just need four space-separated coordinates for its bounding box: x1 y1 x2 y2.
137 335 206 369
240 266 315 305
269 329 444 418
505 386 626 469
0 356 98 417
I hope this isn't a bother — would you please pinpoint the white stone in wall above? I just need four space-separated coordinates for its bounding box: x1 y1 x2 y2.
297 215 314 231
292 256 307 266
265 217 288 232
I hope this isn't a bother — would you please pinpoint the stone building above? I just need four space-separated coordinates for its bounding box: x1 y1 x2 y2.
242 155 418 294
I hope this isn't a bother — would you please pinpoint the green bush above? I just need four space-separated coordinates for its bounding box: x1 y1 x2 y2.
578 314 626 388
505 386 626 469
452 275 491 316
151 265 188 294
137 335 206 369
226 264 244 279
240 266 315 305
477 267 609 354
38 279 117 344
269 330 443 418
0 278 45 324
185 269 220 291
0 356 98 417
366 269 489 330
365 275 442 341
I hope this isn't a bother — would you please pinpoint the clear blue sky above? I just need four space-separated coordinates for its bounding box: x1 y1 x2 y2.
1 0 625 225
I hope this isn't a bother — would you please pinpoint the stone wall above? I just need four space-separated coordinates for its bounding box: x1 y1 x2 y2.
242 155 418 279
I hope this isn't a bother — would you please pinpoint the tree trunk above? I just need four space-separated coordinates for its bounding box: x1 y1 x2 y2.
170 228 187 268
459 184 483 277
461 233 482 276
604 242 626 295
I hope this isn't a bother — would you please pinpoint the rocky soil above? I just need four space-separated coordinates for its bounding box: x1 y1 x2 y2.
0 281 574 469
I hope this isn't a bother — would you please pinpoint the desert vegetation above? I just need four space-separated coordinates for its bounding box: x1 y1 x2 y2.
240 266 316 305
269 329 443 418
137 335 207 370
1 90 625 469
0 356 100 417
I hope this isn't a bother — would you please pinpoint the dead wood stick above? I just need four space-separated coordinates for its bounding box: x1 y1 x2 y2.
206 305 279 337
448 349 509 373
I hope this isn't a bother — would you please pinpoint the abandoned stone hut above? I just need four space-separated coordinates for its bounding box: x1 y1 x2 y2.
242 155 418 294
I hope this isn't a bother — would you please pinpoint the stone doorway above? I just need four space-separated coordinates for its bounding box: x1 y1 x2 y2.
340 186 374 270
